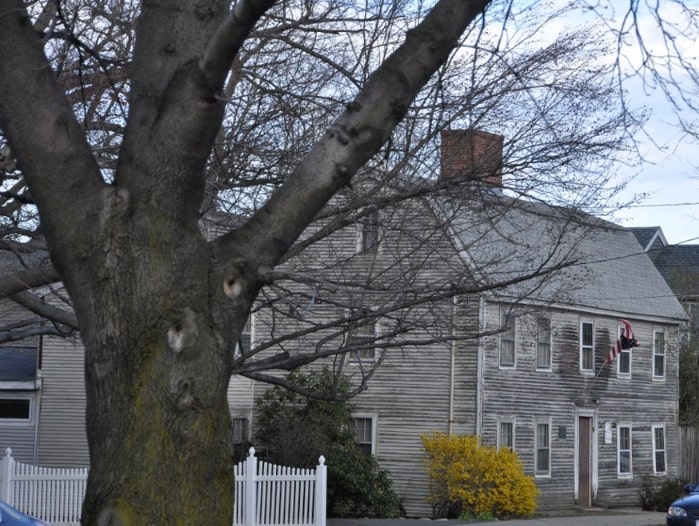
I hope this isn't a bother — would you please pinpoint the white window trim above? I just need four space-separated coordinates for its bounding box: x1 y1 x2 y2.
617 423 632 479
652 424 667 475
616 324 632 379
499 309 516 369
497 416 516 451
346 309 380 364
536 316 552 371
0 394 35 426
579 320 594 375
535 417 552 478
352 412 377 455
652 330 666 380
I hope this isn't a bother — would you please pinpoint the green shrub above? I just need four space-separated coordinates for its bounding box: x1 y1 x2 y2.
639 476 688 511
254 368 401 518
421 432 537 520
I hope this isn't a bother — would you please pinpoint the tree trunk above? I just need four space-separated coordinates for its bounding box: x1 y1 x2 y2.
66 199 237 525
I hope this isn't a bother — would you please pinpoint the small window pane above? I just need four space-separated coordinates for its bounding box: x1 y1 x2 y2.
0 399 30 420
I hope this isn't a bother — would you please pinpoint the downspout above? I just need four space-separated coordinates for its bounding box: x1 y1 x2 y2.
476 296 487 437
448 296 457 435
33 336 43 464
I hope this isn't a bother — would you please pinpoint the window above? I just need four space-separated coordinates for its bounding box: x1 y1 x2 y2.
232 417 248 444
348 309 376 362
580 321 594 373
617 424 632 477
358 209 380 253
535 420 551 476
500 311 515 367
498 418 515 450
653 331 665 378
352 416 375 455
618 324 631 376
536 316 552 369
652 425 666 474
0 398 31 422
231 417 249 461
234 317 252 359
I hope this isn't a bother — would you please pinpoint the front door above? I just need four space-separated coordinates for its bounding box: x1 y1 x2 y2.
578 416 592 507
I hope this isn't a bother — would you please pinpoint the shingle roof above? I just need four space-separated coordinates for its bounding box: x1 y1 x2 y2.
648 244 699 299
628 227 662 251
0 347 38 381
441 194 687 321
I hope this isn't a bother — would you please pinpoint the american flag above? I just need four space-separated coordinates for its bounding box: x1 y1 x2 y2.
606 319 638 363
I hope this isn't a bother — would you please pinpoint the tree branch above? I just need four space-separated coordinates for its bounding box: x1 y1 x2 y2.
10 290 78 330
0 0 106 252
212 0 492 271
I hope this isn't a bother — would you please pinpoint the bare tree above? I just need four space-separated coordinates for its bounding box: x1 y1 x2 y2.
0 0 696 524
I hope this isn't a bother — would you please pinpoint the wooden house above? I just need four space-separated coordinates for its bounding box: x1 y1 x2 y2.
227 130 687 515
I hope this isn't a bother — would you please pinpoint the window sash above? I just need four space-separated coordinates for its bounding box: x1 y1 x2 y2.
618 425 632 475
618 325 631 375
353 417 374 456
348 310 377 362
500 313 515 367
498 421 514 450
653 331 665 378
653 426 666 474
535 422 550 475
232 418 249 445
536 317 552 369
580 322 593 371
360 210 380 253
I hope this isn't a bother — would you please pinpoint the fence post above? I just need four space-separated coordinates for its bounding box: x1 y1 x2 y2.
0 448 13 503
314 456 327 526
244 447 257 526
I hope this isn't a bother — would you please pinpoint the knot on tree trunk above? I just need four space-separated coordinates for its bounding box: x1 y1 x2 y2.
167 307 199 353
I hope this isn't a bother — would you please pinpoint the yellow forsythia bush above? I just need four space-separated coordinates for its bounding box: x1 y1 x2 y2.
421 432 538 519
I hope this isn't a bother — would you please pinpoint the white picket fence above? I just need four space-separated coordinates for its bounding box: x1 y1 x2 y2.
0 447 327 526
0 448 87 525
234 448 327 526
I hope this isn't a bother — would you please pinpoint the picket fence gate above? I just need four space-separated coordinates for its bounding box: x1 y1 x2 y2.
0 447 326 526
234 448 326 526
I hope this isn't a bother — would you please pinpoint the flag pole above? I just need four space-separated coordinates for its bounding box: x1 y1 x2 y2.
590 359 609 389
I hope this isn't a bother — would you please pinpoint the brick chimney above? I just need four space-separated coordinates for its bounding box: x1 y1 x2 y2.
440 129 504 186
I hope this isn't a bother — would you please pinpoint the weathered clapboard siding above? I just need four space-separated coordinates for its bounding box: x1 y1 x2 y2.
36 336 89 468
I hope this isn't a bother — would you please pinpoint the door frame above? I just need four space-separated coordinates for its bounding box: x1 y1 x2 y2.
574 408 598 505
